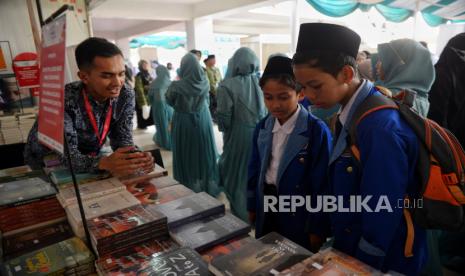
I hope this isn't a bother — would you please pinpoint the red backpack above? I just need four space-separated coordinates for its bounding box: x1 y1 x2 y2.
346 88 465 257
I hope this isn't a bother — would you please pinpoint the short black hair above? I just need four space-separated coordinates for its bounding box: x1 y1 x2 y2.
75 37 123 70
190 49 201 56
362 50 371 58
292 50 358 78
259 74 298 92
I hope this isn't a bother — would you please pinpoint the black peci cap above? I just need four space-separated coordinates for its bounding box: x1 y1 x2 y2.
296 23 361 59
262 56 293 78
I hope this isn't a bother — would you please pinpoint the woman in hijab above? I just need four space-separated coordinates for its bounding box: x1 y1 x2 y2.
134 60 154 129
148 65 174 150
216 47 267 222
166 53 219 196
376 39 435 117
428 33 465 276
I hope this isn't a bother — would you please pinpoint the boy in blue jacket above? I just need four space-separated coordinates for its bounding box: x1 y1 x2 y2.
247 55 332 252
292 23 427 275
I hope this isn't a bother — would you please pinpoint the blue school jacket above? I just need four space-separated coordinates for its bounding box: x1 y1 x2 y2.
329 80 428 275
247 105 332 249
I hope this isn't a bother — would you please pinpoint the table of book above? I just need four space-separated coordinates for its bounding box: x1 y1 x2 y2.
0 162 385 276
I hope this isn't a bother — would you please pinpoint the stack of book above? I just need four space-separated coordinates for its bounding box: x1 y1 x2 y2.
0 165 43 183
87 204 169 256
201 235 254 264
170 212 250 252
95 239 179 275
149 192 225 228
97 247 209 275
46 166 110 189
0 115 21 145
64 190 140 238
0 177 66 235
56 177 126 208
1 221 73 261
276 247 382 275
0 237 95 276
209 232 312 276
17 113 36 142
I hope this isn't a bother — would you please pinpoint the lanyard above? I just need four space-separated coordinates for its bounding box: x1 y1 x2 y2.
82 90 113 148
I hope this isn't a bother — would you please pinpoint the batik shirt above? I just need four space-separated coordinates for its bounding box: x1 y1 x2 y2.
24 81 135 172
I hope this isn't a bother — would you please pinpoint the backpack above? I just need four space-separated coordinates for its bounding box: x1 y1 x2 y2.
346 87 465 257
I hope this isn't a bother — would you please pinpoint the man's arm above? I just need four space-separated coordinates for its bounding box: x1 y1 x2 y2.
109 89 135 150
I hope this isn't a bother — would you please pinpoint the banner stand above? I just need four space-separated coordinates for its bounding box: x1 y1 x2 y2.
39 5 95 256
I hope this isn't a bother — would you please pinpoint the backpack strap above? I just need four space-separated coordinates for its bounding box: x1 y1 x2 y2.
346 92 418 258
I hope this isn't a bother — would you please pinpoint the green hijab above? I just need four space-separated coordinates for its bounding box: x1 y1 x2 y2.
219 47 265 119
149 65 171 102
377 39 435 97
171 53 209 96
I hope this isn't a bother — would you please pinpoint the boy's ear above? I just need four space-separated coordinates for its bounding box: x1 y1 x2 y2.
297 90 305 101
340 65 355 84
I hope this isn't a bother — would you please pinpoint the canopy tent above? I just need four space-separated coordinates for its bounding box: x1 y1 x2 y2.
129 35 186 49
305 0 465 26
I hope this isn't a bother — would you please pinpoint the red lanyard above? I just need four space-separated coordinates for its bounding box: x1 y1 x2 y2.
82 90 113 147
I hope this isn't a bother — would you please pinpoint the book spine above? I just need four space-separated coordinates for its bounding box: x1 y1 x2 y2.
168 205 225 229
94 220 167 245
96 230 169 257
0 193 57 209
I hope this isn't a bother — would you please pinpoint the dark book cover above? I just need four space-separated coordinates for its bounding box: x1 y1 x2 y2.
149 192 225 228
88 204 167 246
96 238 178 273
209 232 312 276
126 181 159 205
0 211 66 233
170 212 250 252
0 237 94 276
109 247 210 276
277 247 382 276
0 177 56 208
2 221 73 260
149 176 179 189
201 235 253 263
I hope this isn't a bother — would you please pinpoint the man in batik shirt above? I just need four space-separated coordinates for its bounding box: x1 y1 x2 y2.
25 37 153 177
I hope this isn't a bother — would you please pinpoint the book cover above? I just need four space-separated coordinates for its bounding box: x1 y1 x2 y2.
119 164 168 185
149 192 225 228
88 204 166 245
149 176 179 189
48 167 110 186
125 181 158 205
66 190 140 224
0 165 32 177
106 247 209 276
277 247 383 276
2 221 73 260
0 177 56 208
96 238 178 273
57 177 125 207
153 184 194 205
201 235 253 263
0 237 94 276
170 212 250 252
209 232 312 276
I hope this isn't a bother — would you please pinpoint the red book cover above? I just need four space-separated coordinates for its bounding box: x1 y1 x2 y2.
125 181 158 205
201 235 253 263
96 239 178 273
87 205 166 245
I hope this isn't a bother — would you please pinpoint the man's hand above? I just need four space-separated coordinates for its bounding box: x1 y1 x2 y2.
98 146 154 177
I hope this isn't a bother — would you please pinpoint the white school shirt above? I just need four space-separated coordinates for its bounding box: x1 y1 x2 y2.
265 105 301 185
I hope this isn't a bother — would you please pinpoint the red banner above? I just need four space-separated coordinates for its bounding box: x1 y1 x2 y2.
13 52 40 89
38 15 66 154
